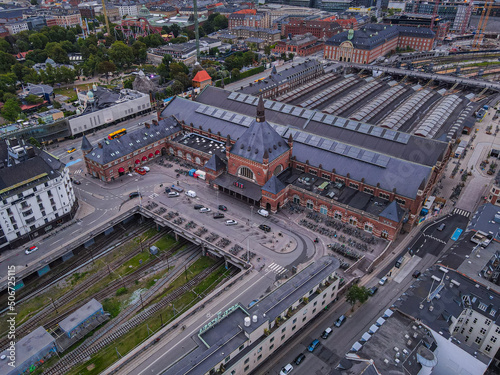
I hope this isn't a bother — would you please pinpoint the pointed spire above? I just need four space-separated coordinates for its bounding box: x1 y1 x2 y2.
288 133 293 145
226 134 231 147
271 65 277 75
256 94 265 123
81 134 93 152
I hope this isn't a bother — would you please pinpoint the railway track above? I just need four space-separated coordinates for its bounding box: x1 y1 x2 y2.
43 257 228 375
0 228 179 350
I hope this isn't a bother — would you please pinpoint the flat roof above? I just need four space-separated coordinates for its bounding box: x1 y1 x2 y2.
0 327 55 375
59 298 102 333
165 256 340 374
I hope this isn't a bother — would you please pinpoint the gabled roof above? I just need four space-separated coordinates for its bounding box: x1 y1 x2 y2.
262 175 286 195
379 201 405 222
205 154 225 172
230 118 289 163
193 70 212 83
81 134 93 151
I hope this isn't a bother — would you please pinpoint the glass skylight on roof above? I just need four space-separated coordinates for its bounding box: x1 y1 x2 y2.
370 127 383 137
324 115 335 124
292 108 303 116
346 121 358 131
264 100 273 109
313 112 325 122
282 105 294 114
358 123 371 133
227 92 238 100
382 130 396 140
300 109 314 119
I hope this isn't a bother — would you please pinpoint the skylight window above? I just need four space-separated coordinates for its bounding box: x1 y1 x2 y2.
478 302 488 312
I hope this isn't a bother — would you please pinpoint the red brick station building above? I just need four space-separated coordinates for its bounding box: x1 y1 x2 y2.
83 86 450 241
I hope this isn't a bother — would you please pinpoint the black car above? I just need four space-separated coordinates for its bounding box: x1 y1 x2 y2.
259 224 271 232
412 270 421 278
129 192 140 199
213 213 225 219
368 286 378 296
294 353 305 365
218 205 228 211
194 204 204 210
164 187 171 193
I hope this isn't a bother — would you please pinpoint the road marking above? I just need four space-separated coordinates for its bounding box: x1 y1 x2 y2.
149 193 159 199
423 234 446 244
73 169 82 174
453 208 470 217
268 262 287 274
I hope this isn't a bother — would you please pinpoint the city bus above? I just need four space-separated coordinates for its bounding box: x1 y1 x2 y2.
254 77 265 83
108 128 127 140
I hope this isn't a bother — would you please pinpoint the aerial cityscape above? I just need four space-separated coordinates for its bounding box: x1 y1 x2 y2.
0 0 499 374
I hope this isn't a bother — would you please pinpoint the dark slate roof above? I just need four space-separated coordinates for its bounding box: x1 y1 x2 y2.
379 201 405 222
230 119 289 163
0 147 63 195
237 60 323 95
326 24 435 50
85 117 180 165
262 175 286 195
467 203 500 241
81 134 93 151
59 299 102 333
205 154 225 172
161 95 434 199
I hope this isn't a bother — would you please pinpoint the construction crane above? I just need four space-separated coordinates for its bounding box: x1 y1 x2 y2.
472 0 493 49
101 0 111 36
430 0 439 30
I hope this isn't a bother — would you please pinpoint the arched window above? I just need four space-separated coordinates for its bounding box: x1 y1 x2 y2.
293 195 300 204
177 150 183 157
334 211 342 221
364 223 373 233
349 216 357 226
238 166 254 180
195 157 201 165
320 205 328 215
381 230 389 239
186 153 192 161
169 147 174 155
306 200 314 210
273 164 283 176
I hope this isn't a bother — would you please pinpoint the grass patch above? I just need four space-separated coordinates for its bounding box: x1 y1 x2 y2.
153 234 176 251
102 298 121 318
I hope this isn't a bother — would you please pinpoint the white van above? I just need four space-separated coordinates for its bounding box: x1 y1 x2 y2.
257 208 269 217
185 190 197 198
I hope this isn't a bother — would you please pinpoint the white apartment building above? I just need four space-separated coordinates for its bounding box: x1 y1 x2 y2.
117 4 138 18
0 140 78 251
5 20 28 35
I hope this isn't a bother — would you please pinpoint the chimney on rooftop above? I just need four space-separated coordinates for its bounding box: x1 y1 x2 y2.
152 119 158 126
98 142 103 149
145 122 151 129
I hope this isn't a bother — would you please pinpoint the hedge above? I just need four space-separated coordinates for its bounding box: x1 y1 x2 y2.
215 65 266 87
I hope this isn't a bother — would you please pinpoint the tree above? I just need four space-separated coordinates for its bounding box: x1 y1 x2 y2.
108 41 134 68
231 68 240 80
0 52 16 74
132 41 147 63
28 136 41 147
1 99 21 122
346 284 370 311
264 45 272 55
171 80 184 95
288 52 294 61
25 94 43 104
371 15 378 23
0 38 13 54
213 14 228 30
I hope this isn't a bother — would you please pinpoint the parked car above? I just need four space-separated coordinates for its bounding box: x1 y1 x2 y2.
164 187 171 193
194 204 204 210
368 286 378 296
129 192 140 199
258 224 271 232
412 270 421 278
142 166 150 172
168 192 179 198
379 276 388 286
257 208 269 217
218 205 227 211
248 299 259 308
225 219 238 226
185 190 197 198
135 167 146 175
25 245 38 255
437 223 446 231
67 147 76 153
213 213 225 219
294 353 305 365
200 207 211 213
308 339 320 352
171 186 184 193
280 364 293 375
335 315 346 327
73 180 81 185
321 327 332 339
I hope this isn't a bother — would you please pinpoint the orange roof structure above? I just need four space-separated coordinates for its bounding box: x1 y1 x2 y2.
234 9 256 15
193 70 212 83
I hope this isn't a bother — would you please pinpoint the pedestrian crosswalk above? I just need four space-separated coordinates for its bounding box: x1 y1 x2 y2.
74 169 82 174
267 262 287 275
453 208 470 217
149 193 159 199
